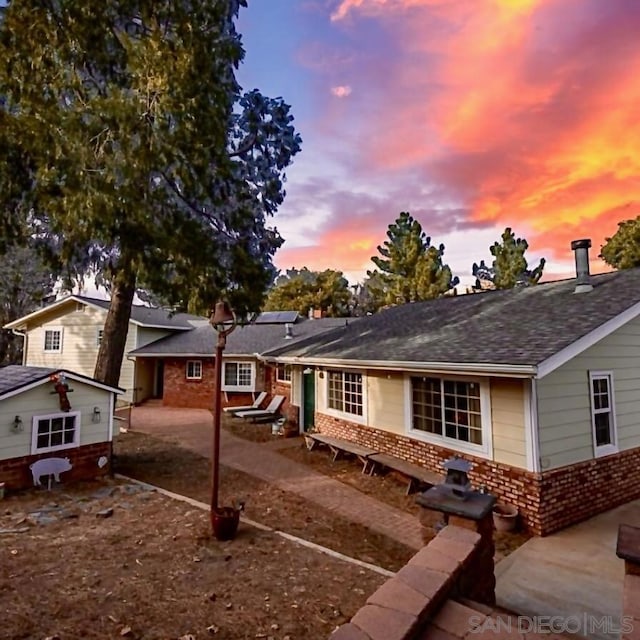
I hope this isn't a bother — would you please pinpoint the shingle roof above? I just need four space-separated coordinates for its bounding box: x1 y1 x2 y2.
128 317 352 357
0 365 122 398
74 296 202 329
265 269 640 367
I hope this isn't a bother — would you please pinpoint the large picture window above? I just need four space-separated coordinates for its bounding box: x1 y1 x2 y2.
31 411 80 454
327 371 363 417
589 372 617 456
410 376 484 447
44 328 62 352
223 361 254 391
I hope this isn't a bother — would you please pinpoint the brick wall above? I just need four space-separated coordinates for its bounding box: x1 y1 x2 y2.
0 441 111 491
269 367 297 428
315 412 640 535
163 357 216 410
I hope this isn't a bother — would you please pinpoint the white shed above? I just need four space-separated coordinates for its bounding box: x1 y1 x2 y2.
0 366 122 491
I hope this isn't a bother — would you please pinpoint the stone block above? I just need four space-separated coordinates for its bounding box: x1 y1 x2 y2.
408 546 461 575
366 578 431 618
431 599 485 638
427 536 476 564
396 565 450 600
351 604 417 640
329 623 371 640
438 525 481 546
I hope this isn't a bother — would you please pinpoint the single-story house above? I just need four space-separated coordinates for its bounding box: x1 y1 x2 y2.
265 245 640 535
128 312 352 421
4 295 202 404
0 365 123 490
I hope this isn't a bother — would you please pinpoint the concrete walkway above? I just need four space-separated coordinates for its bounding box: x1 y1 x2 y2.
128 406 424 550
496 500 640 640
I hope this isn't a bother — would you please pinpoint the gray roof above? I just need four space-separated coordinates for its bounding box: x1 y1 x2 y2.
0 365 122 398
129 317 352 357
266 269 640 367
75 296 203 329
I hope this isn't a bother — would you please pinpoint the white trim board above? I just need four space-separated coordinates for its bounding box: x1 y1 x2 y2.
537 300 640 379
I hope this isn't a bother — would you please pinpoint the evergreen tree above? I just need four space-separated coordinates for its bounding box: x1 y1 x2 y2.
600 217 640 270
264 268 351 317
473 227 545 290
0 0 301 386
369 212 459 305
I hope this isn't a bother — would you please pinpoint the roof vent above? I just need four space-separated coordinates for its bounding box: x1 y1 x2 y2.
284 323 293 339
308 307 314 320
571 239 593 294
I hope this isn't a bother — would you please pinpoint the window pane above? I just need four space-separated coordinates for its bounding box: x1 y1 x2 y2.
37 434 49 448
38 419 50 434
224 363 238 385
50 431 63 447
64 429 75 444
442 379 482 446
594 412 612 446
412 377 442 435
51 417 64 432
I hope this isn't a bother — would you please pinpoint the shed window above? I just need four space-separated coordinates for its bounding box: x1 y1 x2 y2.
31 411 80 454
44 329 62 352
589 372 617 457
276 363 292 383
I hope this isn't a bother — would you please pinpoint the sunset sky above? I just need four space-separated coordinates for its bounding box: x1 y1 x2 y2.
237 0 640 285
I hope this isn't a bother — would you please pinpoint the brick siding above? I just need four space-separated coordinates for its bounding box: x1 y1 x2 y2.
0 441 111 491
315 412 640 535
269 367 297 428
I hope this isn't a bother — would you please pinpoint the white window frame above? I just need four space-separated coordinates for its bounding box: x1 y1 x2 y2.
589 371 618 458
96 328 104 347
43 327 63 353
31 411 81 454
186 360 203 381
223 361 256 392
276 363 292 384
404 374 493 458
323 369 367 425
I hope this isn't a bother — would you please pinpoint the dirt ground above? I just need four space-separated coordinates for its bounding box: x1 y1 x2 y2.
1 421 530 640
114 431 417 572
0 479 386 640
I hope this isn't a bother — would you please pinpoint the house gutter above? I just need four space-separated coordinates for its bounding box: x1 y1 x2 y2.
268 356 537 378
11 328 28 365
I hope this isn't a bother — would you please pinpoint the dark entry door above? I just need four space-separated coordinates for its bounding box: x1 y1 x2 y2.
303 370 315 431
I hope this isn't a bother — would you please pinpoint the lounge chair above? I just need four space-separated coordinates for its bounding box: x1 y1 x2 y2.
222 391 268 414
235 395 285 422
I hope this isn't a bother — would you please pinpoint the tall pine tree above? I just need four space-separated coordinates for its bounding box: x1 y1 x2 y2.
369 212 459 306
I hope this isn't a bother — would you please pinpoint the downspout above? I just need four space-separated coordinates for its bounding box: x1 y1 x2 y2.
11 328 28 365
126 355 139 405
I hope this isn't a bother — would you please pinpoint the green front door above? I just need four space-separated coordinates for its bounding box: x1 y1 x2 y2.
303 370 315 431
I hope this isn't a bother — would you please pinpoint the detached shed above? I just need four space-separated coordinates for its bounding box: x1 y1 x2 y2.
0 366 123 491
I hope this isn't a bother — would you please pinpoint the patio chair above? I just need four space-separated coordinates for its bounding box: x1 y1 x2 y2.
234 395 285 422
222 391 268 414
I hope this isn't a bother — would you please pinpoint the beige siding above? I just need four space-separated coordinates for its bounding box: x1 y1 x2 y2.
537 314 640 469
490 378 526 468
24 304 107 378
135 359 156 403
367 371 405 434
118 327 138 401
291 367 302 406
136 327 173 348
0 380 113 461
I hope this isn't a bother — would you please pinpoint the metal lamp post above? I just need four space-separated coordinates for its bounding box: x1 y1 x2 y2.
209 300 238 539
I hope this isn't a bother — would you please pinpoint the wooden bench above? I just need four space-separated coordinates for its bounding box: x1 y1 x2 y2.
367 453 442 494
303 433 378 473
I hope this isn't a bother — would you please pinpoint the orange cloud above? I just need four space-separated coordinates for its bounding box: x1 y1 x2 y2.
323 0 640 265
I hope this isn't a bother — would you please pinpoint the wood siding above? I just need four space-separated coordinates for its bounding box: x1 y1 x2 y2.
0 381 113 461
537 314 640 470
315 369 527 467
490 378 526 468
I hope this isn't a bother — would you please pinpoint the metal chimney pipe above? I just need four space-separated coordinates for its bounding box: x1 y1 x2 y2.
571 239 593 293
284 323 293 338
